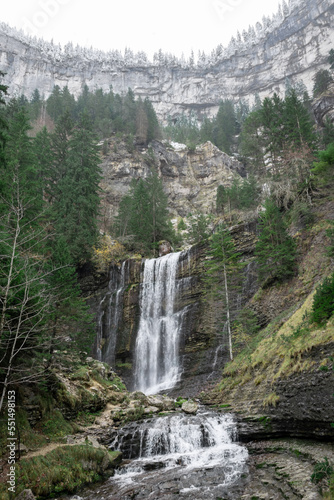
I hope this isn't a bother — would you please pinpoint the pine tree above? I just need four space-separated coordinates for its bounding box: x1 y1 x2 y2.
255 200 297 285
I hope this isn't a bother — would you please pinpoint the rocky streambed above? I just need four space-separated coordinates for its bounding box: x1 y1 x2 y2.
54 394 334 500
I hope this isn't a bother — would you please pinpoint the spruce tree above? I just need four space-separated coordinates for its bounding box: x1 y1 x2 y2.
260 94 285 165
240 109 266 174
0 72 8 174
145 171 172 248
128 178 151 249
116 173 173 253
49 111 73 202
34 127 53 197
53 112 102 263
213 100 236 154
144 97 161 143
46 85 63 122
312 69 333 97
255 200 297 284
283 89 315 148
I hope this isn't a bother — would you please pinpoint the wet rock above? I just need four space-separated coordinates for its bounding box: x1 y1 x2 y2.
159 240 174 256
142 461 165 471
146 395 175 411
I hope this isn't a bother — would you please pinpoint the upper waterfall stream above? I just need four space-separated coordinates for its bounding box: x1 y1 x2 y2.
134 251 187 395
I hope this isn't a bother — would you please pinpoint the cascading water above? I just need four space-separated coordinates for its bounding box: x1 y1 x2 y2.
71 409 248 499
66 251 249 500
95 261 127 366
134 252 188 395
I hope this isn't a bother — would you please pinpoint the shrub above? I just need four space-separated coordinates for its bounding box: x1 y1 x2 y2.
310 273 334 325
311 457 333 483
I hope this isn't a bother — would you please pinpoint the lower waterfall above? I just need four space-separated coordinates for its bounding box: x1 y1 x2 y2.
134 252 186 395
66 409 248 500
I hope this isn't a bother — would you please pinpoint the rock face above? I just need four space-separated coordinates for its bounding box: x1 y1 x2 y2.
100 139 243 223
1 0 333 121
313 84 334 126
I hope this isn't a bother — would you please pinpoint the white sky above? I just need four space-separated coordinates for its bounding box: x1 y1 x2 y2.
2 0 281 59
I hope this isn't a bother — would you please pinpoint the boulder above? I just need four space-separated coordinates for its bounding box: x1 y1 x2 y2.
159 240 174 256
181 400 198 414
144 406 160 414
146 395 175 411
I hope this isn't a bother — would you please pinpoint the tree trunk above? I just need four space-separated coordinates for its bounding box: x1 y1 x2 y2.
223 262 233 361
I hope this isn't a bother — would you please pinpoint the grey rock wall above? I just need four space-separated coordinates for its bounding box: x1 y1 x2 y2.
1 0 333 122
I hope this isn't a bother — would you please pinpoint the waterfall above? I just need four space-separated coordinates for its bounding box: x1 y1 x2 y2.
107 409 248 499
134 252 186 395
95 261 127 366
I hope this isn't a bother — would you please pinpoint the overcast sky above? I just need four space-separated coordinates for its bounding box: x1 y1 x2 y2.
2 0 282 58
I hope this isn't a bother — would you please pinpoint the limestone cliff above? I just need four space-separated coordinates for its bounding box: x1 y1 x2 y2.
1 0 333 121
99 138 243 225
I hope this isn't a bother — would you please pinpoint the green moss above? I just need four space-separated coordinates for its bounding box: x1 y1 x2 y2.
40 409 74 439
175 397 187 407
76 409 102 426
70 367 90 381
13 445 121 498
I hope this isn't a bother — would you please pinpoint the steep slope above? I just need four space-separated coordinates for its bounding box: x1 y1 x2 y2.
201 194 334 442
